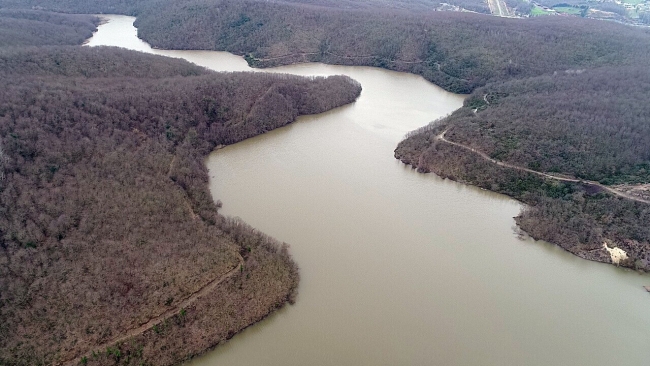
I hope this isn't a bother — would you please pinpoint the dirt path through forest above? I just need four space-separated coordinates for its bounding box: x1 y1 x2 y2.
61 253 245 366
436 129 650 204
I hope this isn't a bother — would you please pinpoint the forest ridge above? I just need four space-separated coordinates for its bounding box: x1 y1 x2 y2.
4 0 650 93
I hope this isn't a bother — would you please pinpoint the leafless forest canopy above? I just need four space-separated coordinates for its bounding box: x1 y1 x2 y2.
0 9 98 47
5 0 650 93
2 0 650 364
395 66 650 270
0 10 361 366
125 1 650 93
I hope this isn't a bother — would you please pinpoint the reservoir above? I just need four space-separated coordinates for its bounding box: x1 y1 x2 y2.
88 15 650 366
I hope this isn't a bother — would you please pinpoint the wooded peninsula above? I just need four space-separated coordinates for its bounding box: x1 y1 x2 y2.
1 0 650 364
0 8 361 366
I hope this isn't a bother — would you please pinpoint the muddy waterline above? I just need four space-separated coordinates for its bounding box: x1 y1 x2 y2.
88 15 650 366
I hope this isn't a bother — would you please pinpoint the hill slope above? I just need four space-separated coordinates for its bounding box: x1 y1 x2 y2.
0 15 362 366
5 0 650 93
395 66 650 270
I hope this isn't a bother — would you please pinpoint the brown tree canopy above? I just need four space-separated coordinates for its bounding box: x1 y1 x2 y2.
4 0 650 93
395 66 650 271
0 16 361 365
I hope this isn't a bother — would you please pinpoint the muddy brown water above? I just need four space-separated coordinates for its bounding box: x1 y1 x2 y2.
88 15 650 366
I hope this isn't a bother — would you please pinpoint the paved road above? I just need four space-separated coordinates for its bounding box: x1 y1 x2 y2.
488 0 513 17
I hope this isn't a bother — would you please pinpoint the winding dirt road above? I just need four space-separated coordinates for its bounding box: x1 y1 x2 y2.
436 129 650 204
62 253 245 366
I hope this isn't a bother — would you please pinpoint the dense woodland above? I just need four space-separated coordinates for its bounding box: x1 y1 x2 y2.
4 0 650 93
395 66 650 270
129 0 650 93
439 67 650 185
2 2 650 364
0 0 490 15
0 9 98 47
0 10 361 366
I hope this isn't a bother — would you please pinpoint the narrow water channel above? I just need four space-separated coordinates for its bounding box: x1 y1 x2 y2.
89 15 650 366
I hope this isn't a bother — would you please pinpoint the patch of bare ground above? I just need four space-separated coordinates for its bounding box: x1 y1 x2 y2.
612 184 650 203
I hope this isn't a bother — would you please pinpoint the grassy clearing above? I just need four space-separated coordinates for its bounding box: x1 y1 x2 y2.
553 6 582 15
622 0 645 5
530 5 553 16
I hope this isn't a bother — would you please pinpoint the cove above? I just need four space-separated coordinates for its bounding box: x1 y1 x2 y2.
88 15 650 366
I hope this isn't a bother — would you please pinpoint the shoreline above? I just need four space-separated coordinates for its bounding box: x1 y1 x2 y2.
8 10 649 365
0 16 361 362
394 143 647 274
99 11 648 286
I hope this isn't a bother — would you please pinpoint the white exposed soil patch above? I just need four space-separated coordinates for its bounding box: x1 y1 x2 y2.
603 242 628 265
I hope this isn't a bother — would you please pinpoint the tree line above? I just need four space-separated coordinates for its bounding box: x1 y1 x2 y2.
5 0 650 93
131 0 650 93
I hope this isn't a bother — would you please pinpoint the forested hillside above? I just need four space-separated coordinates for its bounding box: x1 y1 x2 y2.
395 66 650 271
0 9 98 47
141 1 650 93
0 0 146 15
1 2 650 358
431 67 650 185
129 0 650 93
0 13 361 366
0 0 490 15
254 0 491 13
4 0 650 93
0 46 206 77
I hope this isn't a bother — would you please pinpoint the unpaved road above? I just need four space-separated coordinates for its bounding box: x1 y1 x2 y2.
436 129 650 204
61 253 245 366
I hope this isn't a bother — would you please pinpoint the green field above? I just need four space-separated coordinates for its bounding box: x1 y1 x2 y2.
531 5 553 16
553 6 582 14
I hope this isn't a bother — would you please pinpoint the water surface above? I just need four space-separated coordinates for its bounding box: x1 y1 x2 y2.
89 15 650 366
